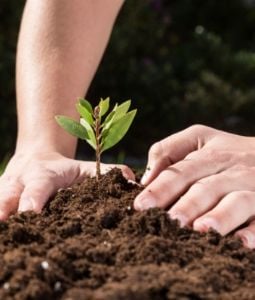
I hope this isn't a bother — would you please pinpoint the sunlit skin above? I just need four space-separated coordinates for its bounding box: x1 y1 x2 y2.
1 0 255 249
0 0 132 218
134 125 255 248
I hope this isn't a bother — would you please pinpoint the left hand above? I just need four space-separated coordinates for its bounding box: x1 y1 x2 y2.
134 125 255 248
0 150 134 220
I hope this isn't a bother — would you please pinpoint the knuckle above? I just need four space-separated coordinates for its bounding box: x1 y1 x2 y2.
201 149 218 160
200 149 231 164
224 191 240 202
229 164 247 173
190 181 208 194
227 164 255 179
238 190 253 201
188 178 220 202
0 174 19 184
185 198 202 214
188 124 208 134
225 190 252 205
0 175 23 193
149 141 164 157
175 197 200 216
185 150 200 160
188 183 210 201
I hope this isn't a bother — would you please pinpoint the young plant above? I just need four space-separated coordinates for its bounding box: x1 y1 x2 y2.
55 98 137 180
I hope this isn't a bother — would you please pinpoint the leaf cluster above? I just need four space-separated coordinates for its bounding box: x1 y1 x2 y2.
55 98 137 154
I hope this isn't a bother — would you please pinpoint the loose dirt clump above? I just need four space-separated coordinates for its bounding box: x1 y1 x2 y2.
0 168 254 299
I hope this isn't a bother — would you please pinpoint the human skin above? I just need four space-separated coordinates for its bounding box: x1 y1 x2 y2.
0 0 133 219
1 1 255 249
134 125 255 249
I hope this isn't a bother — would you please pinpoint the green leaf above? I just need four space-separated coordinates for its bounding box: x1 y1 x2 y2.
112 100 131 122
55 115 89 140
102 100 131 133
101 109 137 152
102 103 118 126
76 102 93 125
78 98 93 114
80 118 96 150
99 97 110 117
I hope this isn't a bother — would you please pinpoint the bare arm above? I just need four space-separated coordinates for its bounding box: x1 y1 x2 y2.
16 0 124 157
0 0 133 219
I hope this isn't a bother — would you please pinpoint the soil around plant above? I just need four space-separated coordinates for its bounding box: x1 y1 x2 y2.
0 168 255 299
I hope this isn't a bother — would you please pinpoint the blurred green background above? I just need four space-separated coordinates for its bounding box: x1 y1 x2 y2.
1 0 255 165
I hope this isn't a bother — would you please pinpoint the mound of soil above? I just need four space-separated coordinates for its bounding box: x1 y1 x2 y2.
0 168 255 300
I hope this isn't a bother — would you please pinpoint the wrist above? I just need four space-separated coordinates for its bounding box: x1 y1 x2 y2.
15 132 77 158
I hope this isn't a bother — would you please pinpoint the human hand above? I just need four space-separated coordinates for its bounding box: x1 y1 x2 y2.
0 151 134 220
134 125 255 248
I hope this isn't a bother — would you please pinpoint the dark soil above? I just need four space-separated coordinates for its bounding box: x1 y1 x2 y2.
0 168 255 300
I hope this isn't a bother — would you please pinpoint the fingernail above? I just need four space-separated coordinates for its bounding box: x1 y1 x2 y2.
168 212 188 227
135 196 157 211
18 198 34 212
238 231 255 249
141 173 148 186
194 217 219 232
141 166 151 185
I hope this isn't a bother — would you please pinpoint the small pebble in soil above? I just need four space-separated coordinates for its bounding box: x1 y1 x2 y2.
41 261 49 270
3 283 10 290
103 241 112 248
54 281 62 292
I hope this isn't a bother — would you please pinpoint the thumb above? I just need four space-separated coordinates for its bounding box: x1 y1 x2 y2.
141 125 214 185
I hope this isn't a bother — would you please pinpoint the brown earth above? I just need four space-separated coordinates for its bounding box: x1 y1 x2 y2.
0 168 255 300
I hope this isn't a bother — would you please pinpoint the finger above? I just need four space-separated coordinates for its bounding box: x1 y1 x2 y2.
102 164 135 181
134 152 232 211
18 178 59 213
0 176 24 219
168 166 255 227
141 125 215 185
193 191 255 236
235 220 255 249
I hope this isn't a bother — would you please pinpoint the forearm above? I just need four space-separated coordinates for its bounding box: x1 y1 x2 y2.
16 0 123 157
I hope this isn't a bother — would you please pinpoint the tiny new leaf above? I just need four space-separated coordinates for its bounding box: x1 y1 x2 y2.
113 100 131 118
99 97 110 117
79 98 93 114
76 102 94 125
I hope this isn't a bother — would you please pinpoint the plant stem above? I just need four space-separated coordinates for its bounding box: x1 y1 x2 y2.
94 106 101 181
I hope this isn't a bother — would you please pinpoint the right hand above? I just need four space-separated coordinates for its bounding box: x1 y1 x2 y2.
0 151 134 220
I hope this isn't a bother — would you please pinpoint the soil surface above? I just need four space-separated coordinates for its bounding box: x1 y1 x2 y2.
0 168 255 300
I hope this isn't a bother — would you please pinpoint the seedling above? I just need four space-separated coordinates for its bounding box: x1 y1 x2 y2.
55 97 137 180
